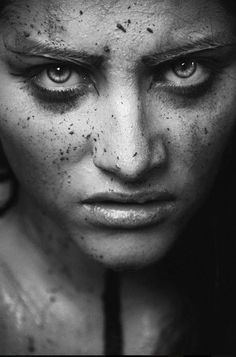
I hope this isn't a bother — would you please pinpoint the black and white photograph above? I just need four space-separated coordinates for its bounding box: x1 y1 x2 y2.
0 0 236 354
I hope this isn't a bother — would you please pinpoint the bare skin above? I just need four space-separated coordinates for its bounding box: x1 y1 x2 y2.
0 0 235 354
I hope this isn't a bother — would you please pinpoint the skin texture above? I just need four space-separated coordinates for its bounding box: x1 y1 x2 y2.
0 0 235 354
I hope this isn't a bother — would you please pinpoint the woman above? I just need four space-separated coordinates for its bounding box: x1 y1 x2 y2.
0 0 235 354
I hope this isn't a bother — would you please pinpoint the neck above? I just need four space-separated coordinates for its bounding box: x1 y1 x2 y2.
0 190 196 354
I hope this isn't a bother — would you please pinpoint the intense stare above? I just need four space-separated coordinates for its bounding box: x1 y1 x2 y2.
0 0 235 269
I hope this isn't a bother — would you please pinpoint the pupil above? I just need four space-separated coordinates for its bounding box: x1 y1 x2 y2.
47 66 71 83
174 60 196 78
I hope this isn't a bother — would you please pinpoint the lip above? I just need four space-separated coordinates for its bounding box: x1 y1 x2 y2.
81 191 176 229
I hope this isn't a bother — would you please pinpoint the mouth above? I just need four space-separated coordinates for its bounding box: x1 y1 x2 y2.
81 192 176 229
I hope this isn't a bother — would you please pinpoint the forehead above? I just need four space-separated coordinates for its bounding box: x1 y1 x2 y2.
2 0 234 60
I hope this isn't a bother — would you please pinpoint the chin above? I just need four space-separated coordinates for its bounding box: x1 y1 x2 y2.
72 227 177 270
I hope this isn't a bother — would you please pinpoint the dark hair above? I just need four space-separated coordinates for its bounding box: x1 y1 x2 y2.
0 1 8 13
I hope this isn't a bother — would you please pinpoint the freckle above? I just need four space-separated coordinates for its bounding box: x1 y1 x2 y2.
111 178 114 182
116 23 126 33
133 152 138 157
73 147 77 151
147 27 153 33
69 131 74 135
80 10 83 15
128 19 131 24
117 156 119 160
104 148 107 153
204 128 208 135
167 128 170 131
24 31 30 37
93 138 97 142
104 45 110 53
86 134 91 139
27 117 30 120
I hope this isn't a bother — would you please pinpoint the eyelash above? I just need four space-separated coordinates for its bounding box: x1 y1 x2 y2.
12 54 226 106
151 56 225 97
14 63 96 105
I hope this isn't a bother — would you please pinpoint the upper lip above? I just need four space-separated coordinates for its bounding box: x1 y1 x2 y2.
82 191 176 204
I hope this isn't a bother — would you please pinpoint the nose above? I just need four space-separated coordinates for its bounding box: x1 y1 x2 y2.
93 81 167 182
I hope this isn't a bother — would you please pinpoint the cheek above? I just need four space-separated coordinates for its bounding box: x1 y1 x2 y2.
147 84 236 203
168 101 236 198
0 106 94 200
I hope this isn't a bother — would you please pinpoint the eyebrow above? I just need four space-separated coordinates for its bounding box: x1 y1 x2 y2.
4 38 105 68
4 35 236 69
142 36 236 66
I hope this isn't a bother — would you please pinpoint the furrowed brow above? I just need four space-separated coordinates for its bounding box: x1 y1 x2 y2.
4 38 105 68
142 36 236 66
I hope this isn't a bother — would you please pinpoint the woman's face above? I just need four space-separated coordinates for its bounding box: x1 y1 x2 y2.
0 0 235 268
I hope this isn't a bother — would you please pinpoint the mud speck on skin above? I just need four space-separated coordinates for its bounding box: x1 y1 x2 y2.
104 45 110 53
116 23 126 32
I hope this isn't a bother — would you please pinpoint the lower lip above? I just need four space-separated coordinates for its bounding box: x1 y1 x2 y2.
81 201 175 229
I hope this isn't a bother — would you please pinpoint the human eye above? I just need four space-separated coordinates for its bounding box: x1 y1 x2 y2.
12 62 97 105
151 56 223 97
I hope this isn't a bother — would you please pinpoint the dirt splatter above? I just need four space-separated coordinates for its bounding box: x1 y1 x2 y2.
116 23 126 33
